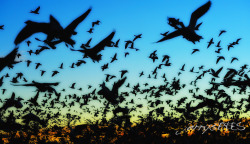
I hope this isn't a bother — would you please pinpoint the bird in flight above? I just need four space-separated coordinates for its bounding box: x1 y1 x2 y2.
0 48 20 72
156 1 211 44
30 6 40 14
191 49 199 54
15 8 91 47
216 56 225 64
70 31 115 62
218 30 226 37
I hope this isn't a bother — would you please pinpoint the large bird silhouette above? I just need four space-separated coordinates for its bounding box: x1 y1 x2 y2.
0 48 20 72
157 1 211 44
15 8 91 47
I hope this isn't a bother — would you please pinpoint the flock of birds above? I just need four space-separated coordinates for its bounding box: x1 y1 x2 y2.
0 1 249 132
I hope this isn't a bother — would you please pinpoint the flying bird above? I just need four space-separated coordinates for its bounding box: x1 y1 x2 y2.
15 8 92 47
216 56 225 64
207 38 214 48
30 6 40 14
0 48 20 72
191 49 199 54
231 57 238 63
70 31 115 62
218 30 226 37
156 1 211 44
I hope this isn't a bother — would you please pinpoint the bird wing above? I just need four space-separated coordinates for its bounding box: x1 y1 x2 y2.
90 31 115 54
35 6 40 12
216 67 223 75
112 77 127 93
64 8 91 36
14 21 50 45
156 30 181 43
0 48 18 72
188 1 211 28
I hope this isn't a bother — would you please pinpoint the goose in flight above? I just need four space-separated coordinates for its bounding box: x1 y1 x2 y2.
15 8 91 47
157 1 211 44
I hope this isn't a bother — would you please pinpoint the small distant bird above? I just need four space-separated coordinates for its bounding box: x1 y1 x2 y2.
27 50 33 55
35 63 42 69
70 83 76 89
162 55 170 62
191 49 199 54
125 40 133 49
207 38 214 48
40 70 46 76
139 71 144 77
180 64 185 71
70 63 75 68
59 63 63 69
30 6 40 14
216 56 225 64
52 71 59 77
216 40 221 47
92 20 101 27
26 40 31 46
113 39 120 47
231 57 238 63
218 30 226 37
110 53 117 63
101 63 109 71
133 34 142 41
210 67 223 77
125 52 129 57
215 48 222 53
87 28 93 34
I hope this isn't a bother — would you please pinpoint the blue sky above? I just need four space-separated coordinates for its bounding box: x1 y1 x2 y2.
0 0 250 123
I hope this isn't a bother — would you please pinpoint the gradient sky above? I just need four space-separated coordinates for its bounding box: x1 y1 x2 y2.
0 0 250 124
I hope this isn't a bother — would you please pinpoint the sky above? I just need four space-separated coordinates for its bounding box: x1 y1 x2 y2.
0 0 250 124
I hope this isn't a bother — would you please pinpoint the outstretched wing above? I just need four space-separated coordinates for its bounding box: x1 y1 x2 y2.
156 30 181 43
90 31 115 53
0 48 18 72
4 48 18 60
15 21 50 45
64 8 91 36
112 77 127 93
188 1 211 28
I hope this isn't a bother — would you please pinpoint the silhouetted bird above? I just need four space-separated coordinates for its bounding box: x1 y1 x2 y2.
219 30 226 37
98 77 127 105
15 8 91 47
191 49 199 54
210 67 223 78
87 28 94 34
110 53 117 63
133 34 142 41
0 48 20 72
30 6 40 14
231 57 238 63
71 31 115 62
156 1 211 44
92 20 101 27
52 70 59 77
207 38 214 48
216 56 225 64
